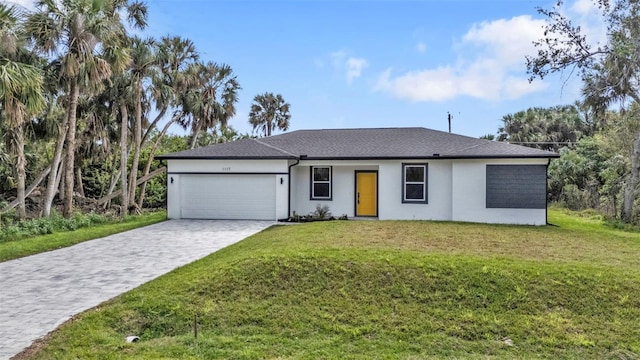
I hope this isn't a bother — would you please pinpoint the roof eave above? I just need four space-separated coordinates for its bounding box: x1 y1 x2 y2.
156 155 299 160
298 154 560 160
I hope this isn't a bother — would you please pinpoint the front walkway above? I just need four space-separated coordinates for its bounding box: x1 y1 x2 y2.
0 220 273 359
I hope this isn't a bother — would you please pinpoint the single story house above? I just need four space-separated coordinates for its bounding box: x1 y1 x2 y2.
157 127 559 225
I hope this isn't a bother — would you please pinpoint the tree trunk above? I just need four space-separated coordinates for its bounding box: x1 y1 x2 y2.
14 125 26 220
104 167 121 209
43 116 69 217
76 166 85 198
0 165 51 214
97 166 166 205
140 106 167 148
120 101 129 216
63 80 80 217
56 155 67 201
189 121 202 149
137 116 177 208
622 128 640 222
59 157 66 201
128 80 143 208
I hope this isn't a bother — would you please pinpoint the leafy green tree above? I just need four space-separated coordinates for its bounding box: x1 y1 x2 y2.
547 106 640 218
195 125 251 147
248 92 291 137
497 105 589 152
527 0 640 222
549 137 608 209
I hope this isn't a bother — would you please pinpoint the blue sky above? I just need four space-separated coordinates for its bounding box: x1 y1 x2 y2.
14 0 607 138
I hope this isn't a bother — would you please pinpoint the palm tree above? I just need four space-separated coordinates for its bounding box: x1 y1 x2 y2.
26 0 146 217
136 36 200 208
184 61 240 149
248 92 291 137
0 3 46 219
125 36 157 210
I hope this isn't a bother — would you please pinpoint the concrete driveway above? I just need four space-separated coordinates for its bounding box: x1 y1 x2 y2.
0 220 273 359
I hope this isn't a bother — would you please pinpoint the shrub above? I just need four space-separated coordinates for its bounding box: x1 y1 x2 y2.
312 205 331 220
0 212 112 243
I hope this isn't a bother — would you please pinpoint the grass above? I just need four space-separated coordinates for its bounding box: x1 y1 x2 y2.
19 209 640 359
0 211 166 262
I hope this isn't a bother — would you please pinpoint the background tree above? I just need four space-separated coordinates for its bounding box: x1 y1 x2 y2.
526 0 640 222
0 1 250 222
497 105 590 152
26 0 147 217
182 61 240 149
0 3 45 219
546 107 636 217
135 36 199 209
248 92 290 137
125 36 156 212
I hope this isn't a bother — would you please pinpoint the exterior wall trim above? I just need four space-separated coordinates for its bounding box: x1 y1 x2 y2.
401 163 429 204
309 166 333 201
168 172 288 175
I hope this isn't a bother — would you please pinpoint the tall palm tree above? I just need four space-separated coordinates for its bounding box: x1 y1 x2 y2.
0 3 45 219
125 36 157 210
184 61 240 149
136 36 200 208
248 92 290 137
26 0 146 217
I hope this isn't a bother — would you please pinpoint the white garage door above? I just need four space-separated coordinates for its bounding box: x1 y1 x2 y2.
180 174 276 220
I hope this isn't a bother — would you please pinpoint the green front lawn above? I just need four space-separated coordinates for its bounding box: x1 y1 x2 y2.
20 209 640 359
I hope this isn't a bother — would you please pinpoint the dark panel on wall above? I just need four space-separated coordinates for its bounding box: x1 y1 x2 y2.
486 165 546 209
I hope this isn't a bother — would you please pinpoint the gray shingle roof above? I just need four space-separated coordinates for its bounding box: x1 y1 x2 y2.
157 138 296 159
157 127 558 160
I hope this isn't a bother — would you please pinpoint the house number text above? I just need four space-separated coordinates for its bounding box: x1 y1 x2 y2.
222 167 231 172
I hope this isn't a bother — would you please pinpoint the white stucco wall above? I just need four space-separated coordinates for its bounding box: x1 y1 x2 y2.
290 158 548 225
167 159 289 173
290 160 378 217
450 158 549 225
166 157 549 225
290 160 453 220
377 160 453 221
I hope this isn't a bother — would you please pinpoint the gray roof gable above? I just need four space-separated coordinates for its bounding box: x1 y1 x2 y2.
157 127 558 160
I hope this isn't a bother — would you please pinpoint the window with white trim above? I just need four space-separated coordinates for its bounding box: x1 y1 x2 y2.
311 166 332 200
402 163 428 203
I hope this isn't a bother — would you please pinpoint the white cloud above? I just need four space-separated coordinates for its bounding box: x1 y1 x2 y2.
5 0 36 10
462 15 546 66
416 41 427 53
566 0 607 46
330 49 368 85
375 15 548 102
571 0 597 15
375 67 456 102
346 57 368 84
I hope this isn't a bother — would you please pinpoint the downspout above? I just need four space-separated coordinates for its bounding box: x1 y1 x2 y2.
287 158 300 219
546 158 550 225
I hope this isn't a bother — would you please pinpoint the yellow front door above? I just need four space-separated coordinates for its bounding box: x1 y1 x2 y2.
356 172 377 217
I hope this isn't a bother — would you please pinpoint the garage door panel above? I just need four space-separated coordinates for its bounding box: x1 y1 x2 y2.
180 175 276 220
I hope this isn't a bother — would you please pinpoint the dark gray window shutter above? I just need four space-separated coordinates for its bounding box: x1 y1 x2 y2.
486 165 546 209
